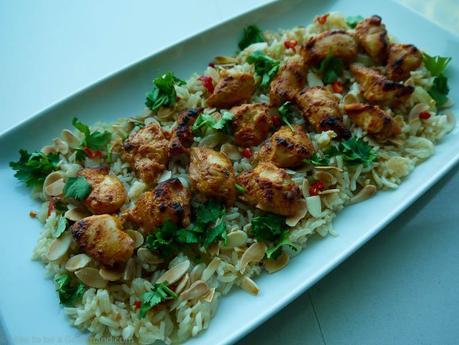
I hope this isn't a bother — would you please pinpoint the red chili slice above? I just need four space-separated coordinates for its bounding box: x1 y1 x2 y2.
241 147 253 159
317 14 329 25
418 111 431 120
309 181 325 196
83 147 102 159
198 75 215 94
284 39 298 49
331 81 344 94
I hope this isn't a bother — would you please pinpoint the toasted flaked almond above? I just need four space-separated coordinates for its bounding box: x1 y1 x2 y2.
99 268 123 281
306 196 322 218
240 242 266 274
239 276 259 295
264 251 289 273
52 137 69 155
286 199 308 227
225 230 247 248
190 263 206 283
343 93 359 105
158 170 172 183
201 257 221 282
137 247 162 265
302 179 310 198
64 207 91 222
123 258 136 281
212 55 237 65
313 170 336 187
319 188 340 195
75 267 107 288
349 184 377 204
175 273 189 294
445 110 456 131
126 230 144 249
61 129 81 149
198 133 230 148
180 280 209 300
207 243 219 257
157 260 190 285
220 143 241 161
41 145 57 155
65 253 91 271
43 172 65 196
314 166 343 173
47 231 72 261
203 287 216 303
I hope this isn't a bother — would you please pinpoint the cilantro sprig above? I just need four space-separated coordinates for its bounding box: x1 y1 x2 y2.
318 53 344 84
10 150 60 187
72 117 112 161
346 15 364 29
54 273 86 306
246 51 280 89
277 101 297 131
251 214 298 260
238 25 265 50
145 72 185 112
423 53 452 107
63 176 91 200
139 281 177 318
192 111 234 137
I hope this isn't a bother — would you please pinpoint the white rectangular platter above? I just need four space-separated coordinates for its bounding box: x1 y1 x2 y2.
0 0 458 344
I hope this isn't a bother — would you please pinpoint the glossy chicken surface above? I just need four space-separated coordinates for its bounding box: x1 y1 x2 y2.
78 168 127 215
355 15 389 64
345 103 401 139
125 178 190 233
71 214 134 267
256 125 314 168
189 147 236 205
231 103 272 146
295 86 351 139
122 123 169 184
269 56 307 107
206 72 255 109
169 108 202 156
237 162 303 217
386 44 423 81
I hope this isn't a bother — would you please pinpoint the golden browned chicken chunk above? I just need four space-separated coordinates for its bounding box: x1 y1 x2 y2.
78 168 127 215
237 162 303 216
295 86 351 139
269 56 307 107
344 103 401 139
350 63 414 105
122 123 169 185
302 30 358 65
71 214 134 267
124 178 190 233
256 125 314 168
189 147 236 205
231 103 272 147
355 15 389 64
169 108 202 156
206 72 255 109
386 44 423 81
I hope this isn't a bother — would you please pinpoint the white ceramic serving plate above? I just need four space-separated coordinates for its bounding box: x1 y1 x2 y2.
1 0 458 344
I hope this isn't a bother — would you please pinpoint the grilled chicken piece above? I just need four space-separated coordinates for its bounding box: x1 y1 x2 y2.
355 15 389 64
71 215 134 267
295 86 351 139
302 30 358 65
345 103 401 139
350 63 414 105
189 147 236 205
269 56 307 107
124 178 190 233
206 72 255 109
78 168 127 214
386 44 423 81
122 123 169 184
231 103 272 147
169 108 202 156
237 162 303 216
256 125 314 168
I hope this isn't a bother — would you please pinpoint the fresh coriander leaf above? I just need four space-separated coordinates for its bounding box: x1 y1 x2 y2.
305 152 330 166
53 215 68 238
192 112 234 137
251 214 285 242
63 176 91 200
318 54 344 84
145 220 177 256
235 183 246 193
340 136 377 166
277 101 296 131
213 111 234 130
195 200 225 224
9 150 60 187
246 51 280 89
72 117 112 160
423 53 452 77
346 15 364 28
176 228 200 244
429 74 450 107
139 281 177 318
238 25 265 50
203 219 227 248
145 72 185 112
265 233 299 260
54 273 85 306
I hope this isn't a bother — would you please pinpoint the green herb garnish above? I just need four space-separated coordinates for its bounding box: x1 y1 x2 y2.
235 183 246 193
72 117 112 161
9 150 60 187
346 15 364 29
238 25 265 50
318 53 344 84
63 176 91 200
53 215 68 238
277 101 297 131
192 111 234 137
423 53 452 77
54 273 85 306
139 281 177 318
145 72 185 112
246 51 280 89
423 53 452 107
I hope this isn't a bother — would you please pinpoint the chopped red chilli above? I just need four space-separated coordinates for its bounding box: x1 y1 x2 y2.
134 300 141 309
309 181 325 196
241 147 253 158
331 81 344 94
83 147 102 159
284 39 298 49
198 76 215 94
418 111 431 120
317 14 329 25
